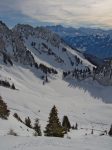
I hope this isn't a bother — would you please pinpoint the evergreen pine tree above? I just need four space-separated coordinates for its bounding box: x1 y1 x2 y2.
11 83 15 90
44 105 65 137
74 123 78 130
62 116 71 133
33 118 42 136
108 125 112 136
91 129 94 134
25 117 32 128
0 96 10 119
45 75 48 82
13 113 23 123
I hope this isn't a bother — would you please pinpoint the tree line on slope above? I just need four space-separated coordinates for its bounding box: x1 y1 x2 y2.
13 105 112 138
13 105 75 137
63 67 91 80
62 58 112 85
0 79 16 90
0 96 112 137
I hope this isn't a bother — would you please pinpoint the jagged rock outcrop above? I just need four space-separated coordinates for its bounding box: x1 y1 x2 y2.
93 60 112 85
0 21 35 66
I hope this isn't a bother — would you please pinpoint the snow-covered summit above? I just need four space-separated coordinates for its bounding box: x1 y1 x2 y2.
0 21 93 77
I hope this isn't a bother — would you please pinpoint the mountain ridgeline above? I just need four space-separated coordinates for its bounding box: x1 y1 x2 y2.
47 25 112 61
0 21 112 86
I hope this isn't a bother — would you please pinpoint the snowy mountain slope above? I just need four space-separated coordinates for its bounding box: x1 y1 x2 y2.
13 24 93 71
2 21 112 88
0 64 112 149
0 21 94 82
0 135 112 150
0 21 112 150
0 64 112 131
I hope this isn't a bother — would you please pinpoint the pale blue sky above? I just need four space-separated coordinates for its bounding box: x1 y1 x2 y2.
0 0 112 28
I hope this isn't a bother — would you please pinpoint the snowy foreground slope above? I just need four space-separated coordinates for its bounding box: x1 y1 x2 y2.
0 64 112 150
0 135 112 150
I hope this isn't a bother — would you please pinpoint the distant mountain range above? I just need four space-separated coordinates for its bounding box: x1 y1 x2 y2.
47 25 112 61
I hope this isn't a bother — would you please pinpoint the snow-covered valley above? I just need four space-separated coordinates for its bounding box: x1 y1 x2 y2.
0 21 112 150
0 64 112 150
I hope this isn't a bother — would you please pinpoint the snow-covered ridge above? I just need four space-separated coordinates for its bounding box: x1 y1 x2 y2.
1 21 112 86
1 21 112 87
0 21 93 80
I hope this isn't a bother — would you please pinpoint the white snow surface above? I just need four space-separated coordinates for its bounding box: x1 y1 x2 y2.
0 135 112 150
0 64 111 149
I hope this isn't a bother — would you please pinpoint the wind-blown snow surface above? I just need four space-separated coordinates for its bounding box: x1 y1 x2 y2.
0 64 112 149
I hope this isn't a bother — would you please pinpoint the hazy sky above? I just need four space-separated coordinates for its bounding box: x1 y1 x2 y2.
0 0 112 28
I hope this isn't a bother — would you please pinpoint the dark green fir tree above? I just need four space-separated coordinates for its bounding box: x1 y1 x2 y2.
108 125 112 136
62 116 71 133
0 96 10 119
25 117 32 128
44 105 65 137
33 118 42 136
